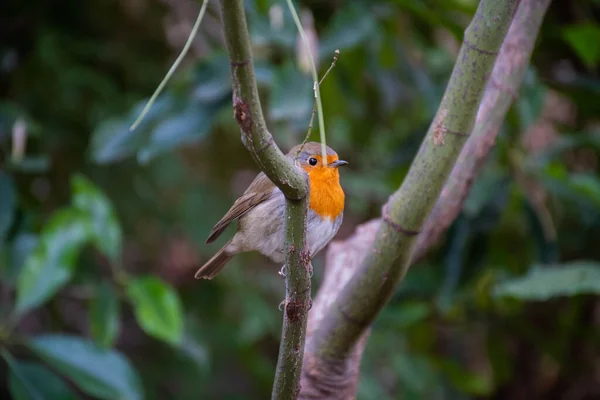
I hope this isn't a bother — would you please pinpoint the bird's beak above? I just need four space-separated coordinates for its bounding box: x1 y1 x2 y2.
330 160 348 168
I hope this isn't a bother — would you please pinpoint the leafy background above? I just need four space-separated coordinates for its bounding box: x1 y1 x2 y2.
1 0 600 398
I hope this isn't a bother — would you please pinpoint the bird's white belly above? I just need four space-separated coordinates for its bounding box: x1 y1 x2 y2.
232 189 342 263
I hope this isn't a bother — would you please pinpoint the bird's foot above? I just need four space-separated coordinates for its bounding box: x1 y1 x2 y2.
278 264 287 278
278 299 287 311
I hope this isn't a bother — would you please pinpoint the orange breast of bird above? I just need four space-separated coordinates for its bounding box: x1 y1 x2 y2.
304 155 345 220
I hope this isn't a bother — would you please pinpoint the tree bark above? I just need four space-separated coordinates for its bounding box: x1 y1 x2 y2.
218 1 311 399
299 0 551 398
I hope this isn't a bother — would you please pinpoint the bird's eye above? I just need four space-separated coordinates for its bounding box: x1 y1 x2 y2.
308 157 318 166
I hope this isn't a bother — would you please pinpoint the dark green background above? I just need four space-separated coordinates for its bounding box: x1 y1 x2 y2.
1 0 600 398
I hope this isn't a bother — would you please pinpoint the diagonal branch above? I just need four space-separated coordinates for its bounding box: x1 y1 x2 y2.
413 0 551 261
309 0 519 361
300 0 552 398
218 2 311 399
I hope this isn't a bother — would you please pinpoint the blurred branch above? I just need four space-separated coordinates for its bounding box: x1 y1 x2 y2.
299 0 554 397
413 0 552 260
310 0 518 360
218 1 311 400
301 220 380 399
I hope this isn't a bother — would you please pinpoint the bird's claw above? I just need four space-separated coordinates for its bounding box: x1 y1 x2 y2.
278 299 287 311
280 264 313 278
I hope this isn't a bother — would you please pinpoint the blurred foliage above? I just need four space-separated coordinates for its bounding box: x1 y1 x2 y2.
1 0 600 399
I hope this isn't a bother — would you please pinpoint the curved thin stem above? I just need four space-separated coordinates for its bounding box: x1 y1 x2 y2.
298 50 340 158
285 0 328 165
129 0 210 132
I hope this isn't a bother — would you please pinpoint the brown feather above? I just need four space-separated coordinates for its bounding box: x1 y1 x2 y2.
205 142 338 244
205 172 276 244
194 241 233 279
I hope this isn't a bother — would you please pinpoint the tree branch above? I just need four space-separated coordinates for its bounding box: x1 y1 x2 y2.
413 0 552 261
219 0 308 200
310 0 519 360
300 0 551 397
301 221 380 398
218 2 311 399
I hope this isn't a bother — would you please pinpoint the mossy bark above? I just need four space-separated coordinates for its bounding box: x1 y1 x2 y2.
218 1 311 399
308 0 520 361
300 0 551 397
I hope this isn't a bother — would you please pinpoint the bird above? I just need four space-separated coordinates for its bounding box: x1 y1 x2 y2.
194 142 347 279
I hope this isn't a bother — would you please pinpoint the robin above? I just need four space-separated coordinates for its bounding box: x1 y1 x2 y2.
194 142 347 279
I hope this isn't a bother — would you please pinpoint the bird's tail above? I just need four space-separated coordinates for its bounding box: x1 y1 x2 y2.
194 242 234 280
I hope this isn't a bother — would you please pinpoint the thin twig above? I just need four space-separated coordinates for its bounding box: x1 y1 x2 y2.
129 0 210 132
285 0 328 165
298 50 340 158
299 1 551 397
319 49 340 86
218 2 311 400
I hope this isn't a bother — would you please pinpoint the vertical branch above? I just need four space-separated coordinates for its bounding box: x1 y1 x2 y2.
300 0 551 397
273 199 311 400
219 0 307 198
309 0 518 361
218 1 311 399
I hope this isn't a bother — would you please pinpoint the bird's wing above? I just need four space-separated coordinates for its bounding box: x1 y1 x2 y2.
205 172 276 244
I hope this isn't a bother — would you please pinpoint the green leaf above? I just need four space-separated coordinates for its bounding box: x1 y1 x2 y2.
569 173 600 207
563 23 600 68
268 62 313 122
236 290 278 344
532 132 600 163
90 117 147 164
90 281 121 348
320 4 377 55
178 318 210 373
192 55 232 102
137 101 214 164
0 170 16 240
1 233 38 285
16 209 93 314
392 353 438 394
6 358 77 400
539 168 600 210
248 9 296 50
72 174 122 262
28 335 143 400
379 302 430 329
494 261 600 300
126 276 183 345
439 359 493 395
516 68 547 131
89 97 171 164
8 156 51 173
90 63 226 166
